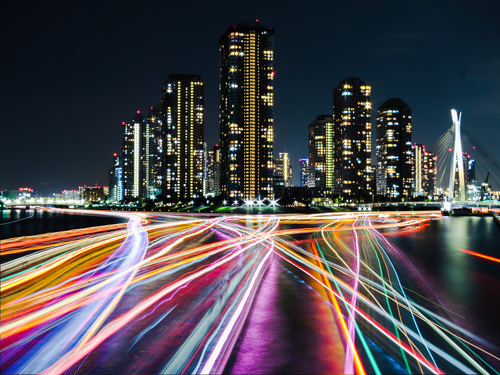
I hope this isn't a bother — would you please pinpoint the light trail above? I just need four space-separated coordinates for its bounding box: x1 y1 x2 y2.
1 209 498 374
458 248 500 263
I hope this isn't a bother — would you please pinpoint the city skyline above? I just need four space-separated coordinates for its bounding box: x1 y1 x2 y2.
2 1 500 194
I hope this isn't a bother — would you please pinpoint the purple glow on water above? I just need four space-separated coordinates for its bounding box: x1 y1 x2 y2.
227 257 288 374
225 255 345 374
344 216 362 374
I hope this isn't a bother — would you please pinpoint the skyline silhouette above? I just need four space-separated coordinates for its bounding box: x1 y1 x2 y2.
2 0 499 194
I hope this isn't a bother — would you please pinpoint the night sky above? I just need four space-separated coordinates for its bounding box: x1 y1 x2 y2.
2 0 499 195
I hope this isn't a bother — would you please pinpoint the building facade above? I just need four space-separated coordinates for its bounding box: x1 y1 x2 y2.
333 77 373 201
83 186 106 204
121 108 165 201
308 115 333 190
121 111 146 199
375 98 413 200
299 158 310 187
204 144 221 197
413 143 437 198
161 74 204 201
274 152 293 188
144 106 164 200
463 152 475 182
219 22 275 200
109 153 123 202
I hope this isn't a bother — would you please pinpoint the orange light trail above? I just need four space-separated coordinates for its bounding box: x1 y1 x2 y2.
1 209 498 375
459 248 500 263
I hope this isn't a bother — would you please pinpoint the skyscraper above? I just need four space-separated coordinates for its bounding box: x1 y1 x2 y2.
463 152 475 182
413 143 437 198
145 105 164 199
109 153 123 202
274 152 293 188
333 77 373 201
161 74 204 201
375 98 413 200
299 158 310 187
121 108 165 201
121 111 145 199
204 144 221 197
308 115 333 190
423 149 437 198
413 143 423 196
219 22 275 200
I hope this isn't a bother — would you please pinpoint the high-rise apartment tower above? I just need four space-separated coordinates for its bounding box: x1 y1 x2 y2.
375 98 413 200
219 22 275 200
109 153 123 202
145 105 164 199
121 111 145 199
333 77 373 201
308 115 333 190
274 152 293 188
413 143 437 198
161 74 204 201
299 158 310 187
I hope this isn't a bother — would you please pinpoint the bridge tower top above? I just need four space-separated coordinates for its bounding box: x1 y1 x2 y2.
449 109 466 201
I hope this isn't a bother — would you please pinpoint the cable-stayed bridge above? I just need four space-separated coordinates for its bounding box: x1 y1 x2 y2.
435 109 500 207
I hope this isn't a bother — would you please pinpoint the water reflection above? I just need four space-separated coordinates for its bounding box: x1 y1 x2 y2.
2 211 499 374
386 216 500 349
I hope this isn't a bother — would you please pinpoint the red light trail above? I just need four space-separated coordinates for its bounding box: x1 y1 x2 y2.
1 209 498 374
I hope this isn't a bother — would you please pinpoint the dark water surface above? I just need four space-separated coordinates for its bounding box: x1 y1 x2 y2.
226 215 500 373
384 216 500 349
2 211 499 373
0 209 127 240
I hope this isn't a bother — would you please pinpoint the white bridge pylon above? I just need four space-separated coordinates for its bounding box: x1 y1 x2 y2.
448 109 466 201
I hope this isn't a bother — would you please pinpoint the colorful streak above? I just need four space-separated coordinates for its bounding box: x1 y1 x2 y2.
1 208 498 374
459 248 500 263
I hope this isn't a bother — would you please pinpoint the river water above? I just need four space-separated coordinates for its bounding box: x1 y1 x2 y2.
0 208 126 240
1 210 499 373
384 215 500 350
